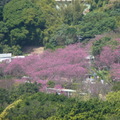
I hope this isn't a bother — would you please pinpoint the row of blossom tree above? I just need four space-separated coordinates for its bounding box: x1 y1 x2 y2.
0 44 89 90
0 40 120 92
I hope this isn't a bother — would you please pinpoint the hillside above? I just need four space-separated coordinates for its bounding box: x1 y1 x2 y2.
0 0 120 119
0 0 119 54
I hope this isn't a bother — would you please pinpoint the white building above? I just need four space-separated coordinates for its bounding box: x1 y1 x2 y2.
0 53 25 62
55 0 73 1
0 53 12 62
46 88 76 97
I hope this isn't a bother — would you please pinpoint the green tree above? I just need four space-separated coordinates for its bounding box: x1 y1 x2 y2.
92 37 111 56
112 82 120 92
1 92 69 120
9 82 41 102
10 27 28 46
92 37 119 56
87 0 109 11
0 0 11 20
0 88 9 105
106 91 120 103
61 0 84 25
0 88 10 113
35 0 64 45
2 45 22 55
3 0 45 46
47 81 55 88
48 24 78 47
0 21 8 45
77 12 116 41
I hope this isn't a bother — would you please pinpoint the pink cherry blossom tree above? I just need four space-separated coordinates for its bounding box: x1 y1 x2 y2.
95 45 120 70
94 45 120 82
111 64 120 82
0 43 89 90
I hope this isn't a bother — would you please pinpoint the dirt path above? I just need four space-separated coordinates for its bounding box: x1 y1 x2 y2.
23 46 44 55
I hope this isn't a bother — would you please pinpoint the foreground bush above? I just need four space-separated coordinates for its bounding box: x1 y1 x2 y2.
0 91 119 120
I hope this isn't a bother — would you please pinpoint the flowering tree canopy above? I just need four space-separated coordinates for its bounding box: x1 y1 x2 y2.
1 44 89 89
94 44 120 82
111 64 120 82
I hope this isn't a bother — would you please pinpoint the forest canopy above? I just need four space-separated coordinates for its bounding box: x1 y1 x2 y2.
0 0 120 119
0 0 119 54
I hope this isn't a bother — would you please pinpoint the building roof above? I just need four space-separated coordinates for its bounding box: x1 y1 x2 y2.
55 0 72 1
0 53 12 58
47 88 76 92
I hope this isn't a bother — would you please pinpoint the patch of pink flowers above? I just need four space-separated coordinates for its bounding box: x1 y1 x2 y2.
94 45 120 81
111 64 120 82
0 43 89 89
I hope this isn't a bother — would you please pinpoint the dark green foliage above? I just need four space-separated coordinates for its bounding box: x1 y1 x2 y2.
0 88 10 113
48 24 78 47
92 37 111 56
9 82 41 102
112 82 120 92
0 44 22 55
53 98 120 120
44 43 56 50
61 0 84 25
47 81 55 88
15 82 40 94
92 37 119 56
0 82 120 119
0 0 118 52
3 0 45 46
4 92 70 120
107 7 120 27
1 92 120 120
0 0 50 54
77 12 116 41
0 6 3 21
0 82 40 113
0 0 11 20
109 8 120 17
0 0 11 6
0 88 9 105
1 45 22 55
87 0 109 11
0 21 8 44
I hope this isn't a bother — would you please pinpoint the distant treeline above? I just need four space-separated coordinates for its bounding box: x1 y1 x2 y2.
0 0 120 55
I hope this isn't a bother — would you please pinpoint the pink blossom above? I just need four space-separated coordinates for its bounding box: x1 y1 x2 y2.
0 44 89 89
95 46 120 69
111 63 120 81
